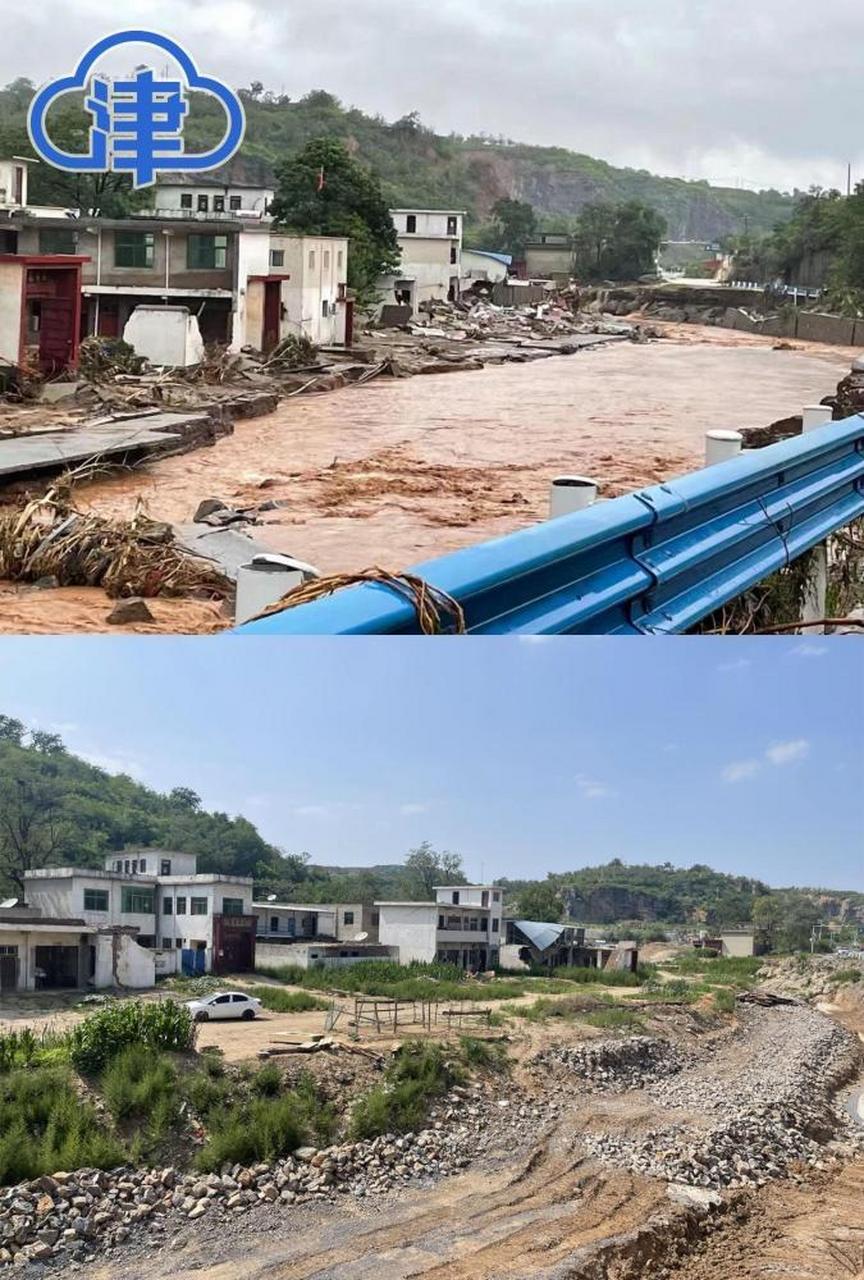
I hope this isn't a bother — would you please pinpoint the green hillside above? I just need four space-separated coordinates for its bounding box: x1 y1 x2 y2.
0 79 793 240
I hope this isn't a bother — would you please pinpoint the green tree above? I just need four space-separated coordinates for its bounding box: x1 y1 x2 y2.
403 842 465 899
573 200 666 282
269 138 400 305
515 881 562 922
0 767 68 897
490 198 538 257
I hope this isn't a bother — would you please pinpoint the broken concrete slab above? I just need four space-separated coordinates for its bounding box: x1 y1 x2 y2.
172 523 285 582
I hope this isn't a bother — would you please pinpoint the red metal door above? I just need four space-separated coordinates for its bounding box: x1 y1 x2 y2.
262 280 281 353
38 299 74 373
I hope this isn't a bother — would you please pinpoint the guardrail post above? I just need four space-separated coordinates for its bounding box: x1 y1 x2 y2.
705 431 743 466
549 476 599 519
802 404 833 432
235 554 320 625
797 403 833 630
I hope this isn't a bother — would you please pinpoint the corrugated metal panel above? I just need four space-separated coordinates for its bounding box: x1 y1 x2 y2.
512 921 566 952
239 415 864 636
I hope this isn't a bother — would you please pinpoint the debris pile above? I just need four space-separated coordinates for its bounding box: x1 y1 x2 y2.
0 480 232 601
0 1085 554 1269
582 1008 863 1189
531 1036 689 1093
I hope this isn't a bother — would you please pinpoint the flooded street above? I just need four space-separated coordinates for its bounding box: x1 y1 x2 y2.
0 326 854 632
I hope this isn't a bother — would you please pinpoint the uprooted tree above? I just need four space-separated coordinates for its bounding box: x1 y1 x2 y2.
269 138 401 307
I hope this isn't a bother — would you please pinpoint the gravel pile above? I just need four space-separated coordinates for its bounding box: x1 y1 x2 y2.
532 1036 690 1093
0 1087 555 1270
583 1007 864 1189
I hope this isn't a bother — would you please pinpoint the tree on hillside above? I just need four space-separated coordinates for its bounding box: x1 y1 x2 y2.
404 842 465 899
269 138 400 305
573 200 666 282
0 764 68 898
515 881 562 923
491 198 538 257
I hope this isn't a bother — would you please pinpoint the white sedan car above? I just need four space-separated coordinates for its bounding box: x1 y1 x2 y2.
185 991 262 1022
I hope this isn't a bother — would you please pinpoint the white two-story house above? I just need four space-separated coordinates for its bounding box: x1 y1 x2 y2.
377 209 464 317
23 850 255 977
376 884 502 970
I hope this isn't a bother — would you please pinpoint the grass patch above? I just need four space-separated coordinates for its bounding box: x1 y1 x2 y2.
255 960 575 1003
830 968 863 985
195 1071 335 1172
101 1045 178 1125
348 1041 463 1141
0 1067 124 1185
665 954 762 986
582 1007 644 1032
502 994 611 1023
713 988 736 1014
458 1035 510 1073
247 986 329 1013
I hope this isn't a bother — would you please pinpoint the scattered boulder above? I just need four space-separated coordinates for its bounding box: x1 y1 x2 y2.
106 598 155 626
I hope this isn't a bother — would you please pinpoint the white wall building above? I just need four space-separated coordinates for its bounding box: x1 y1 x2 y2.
0 156 76 220
151 179 274 221
378 209 464 316
234 230 350 351
376 884 503 970
24 850 256 977
252 901 378 944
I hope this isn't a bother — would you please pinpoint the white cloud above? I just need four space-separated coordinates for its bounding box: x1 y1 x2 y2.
399 803 431 816
292 804 332 818
717 658 751 673
575 773 617 800
766 739 810 767
722 759 762 784
792 644 828 658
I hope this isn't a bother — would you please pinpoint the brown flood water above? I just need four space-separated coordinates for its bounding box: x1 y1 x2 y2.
0 325 854 633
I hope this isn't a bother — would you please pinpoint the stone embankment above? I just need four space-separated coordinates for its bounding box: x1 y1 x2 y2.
0 1085 554 1270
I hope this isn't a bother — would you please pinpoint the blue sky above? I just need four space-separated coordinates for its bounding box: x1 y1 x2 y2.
0 638 860 891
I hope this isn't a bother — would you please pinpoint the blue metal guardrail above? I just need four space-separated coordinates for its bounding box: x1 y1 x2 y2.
238 415 864 635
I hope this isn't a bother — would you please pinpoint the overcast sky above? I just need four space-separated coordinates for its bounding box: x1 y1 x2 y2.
0 638 860 890
3 1 864 193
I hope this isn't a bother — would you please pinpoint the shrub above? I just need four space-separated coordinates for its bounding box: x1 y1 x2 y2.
195 1072 334 1171
251 1063 283 1097
185 1068 231 1118
0 1068 123 1185
247 986 329 1014
102 1045 178 1124
458 1036 509 1073
0 1027 67 1074
831 968 863 985
348 1041 462 1141
69 999 196 1074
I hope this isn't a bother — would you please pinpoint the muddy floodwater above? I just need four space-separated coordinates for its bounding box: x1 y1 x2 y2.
0 325 854 632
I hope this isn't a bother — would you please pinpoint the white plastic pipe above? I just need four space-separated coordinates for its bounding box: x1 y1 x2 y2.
802 404 833 433
705 430 743 466
549 476 598 519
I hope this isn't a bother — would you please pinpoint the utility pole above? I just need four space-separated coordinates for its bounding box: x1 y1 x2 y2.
847 163 852 198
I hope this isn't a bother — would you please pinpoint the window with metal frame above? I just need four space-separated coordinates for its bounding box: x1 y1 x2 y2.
121 886 155 914
187 234 228 270
190 897 208 915
114 232 154 269
221 898 244 916
84 889 109 912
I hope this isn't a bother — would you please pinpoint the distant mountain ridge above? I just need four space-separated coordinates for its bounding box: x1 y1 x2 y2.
0 79 794 240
